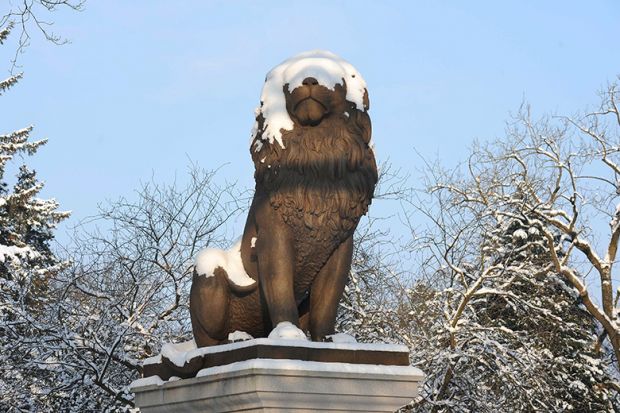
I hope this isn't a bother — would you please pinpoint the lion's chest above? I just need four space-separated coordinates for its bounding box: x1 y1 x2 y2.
268 180 367 300
253 128 377 298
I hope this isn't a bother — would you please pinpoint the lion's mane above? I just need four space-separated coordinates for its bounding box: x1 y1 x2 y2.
250 107 377 295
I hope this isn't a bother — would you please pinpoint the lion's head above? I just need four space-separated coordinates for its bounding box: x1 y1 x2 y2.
250 50 372 152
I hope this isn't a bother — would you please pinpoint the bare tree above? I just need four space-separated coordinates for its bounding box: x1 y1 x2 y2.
10 166 243 410
0 0 83 70
393 79 620 411
337 215 406 344
441 79 620 368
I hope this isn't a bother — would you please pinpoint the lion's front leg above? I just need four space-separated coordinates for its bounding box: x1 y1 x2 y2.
308 235 354 341
254 213 299 331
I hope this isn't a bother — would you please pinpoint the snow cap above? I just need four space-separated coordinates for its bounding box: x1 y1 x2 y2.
251 50 368 150
194 239 256 288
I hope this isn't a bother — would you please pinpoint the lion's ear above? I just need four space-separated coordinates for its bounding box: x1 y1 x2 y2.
363 89 369 111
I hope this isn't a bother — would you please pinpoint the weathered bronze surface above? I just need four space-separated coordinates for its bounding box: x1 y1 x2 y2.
190 65 377 347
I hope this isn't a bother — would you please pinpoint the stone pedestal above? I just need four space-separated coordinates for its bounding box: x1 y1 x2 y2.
131 339 424 412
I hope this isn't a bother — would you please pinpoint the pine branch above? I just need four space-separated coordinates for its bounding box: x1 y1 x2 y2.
0 22 13 44
0 73 22 95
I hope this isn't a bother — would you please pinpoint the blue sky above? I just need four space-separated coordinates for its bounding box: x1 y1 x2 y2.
2 1 620 244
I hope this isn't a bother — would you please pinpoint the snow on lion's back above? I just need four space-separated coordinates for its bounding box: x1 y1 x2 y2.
194 239 256 288
251 50 368 150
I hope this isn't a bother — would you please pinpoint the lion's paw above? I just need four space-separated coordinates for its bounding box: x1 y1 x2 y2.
268 321 308 341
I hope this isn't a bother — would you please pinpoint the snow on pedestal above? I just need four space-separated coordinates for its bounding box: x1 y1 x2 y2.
131 338 423 413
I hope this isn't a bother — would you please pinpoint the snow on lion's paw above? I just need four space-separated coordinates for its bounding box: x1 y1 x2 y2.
326 333 357 344
268 321 308 341
228 330 254 343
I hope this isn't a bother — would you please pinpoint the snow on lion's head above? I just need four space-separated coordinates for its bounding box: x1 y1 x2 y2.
250 50 371 152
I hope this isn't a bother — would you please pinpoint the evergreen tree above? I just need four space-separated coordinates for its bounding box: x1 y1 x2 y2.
0 24 70 411
405 213 614 411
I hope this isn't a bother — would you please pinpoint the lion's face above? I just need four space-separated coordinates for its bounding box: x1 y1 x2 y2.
250 51 372 151
284 77 349 127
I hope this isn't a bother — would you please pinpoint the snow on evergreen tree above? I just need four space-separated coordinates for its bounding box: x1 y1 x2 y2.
400 212 615 412
0 23 70 411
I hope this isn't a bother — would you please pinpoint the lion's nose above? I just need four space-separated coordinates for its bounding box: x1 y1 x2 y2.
302 77 319 86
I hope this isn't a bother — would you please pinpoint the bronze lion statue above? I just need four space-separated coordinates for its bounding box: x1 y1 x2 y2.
190 50 378 346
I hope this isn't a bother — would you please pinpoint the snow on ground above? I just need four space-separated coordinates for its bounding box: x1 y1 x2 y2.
194 238 256 288
251 50 368 150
